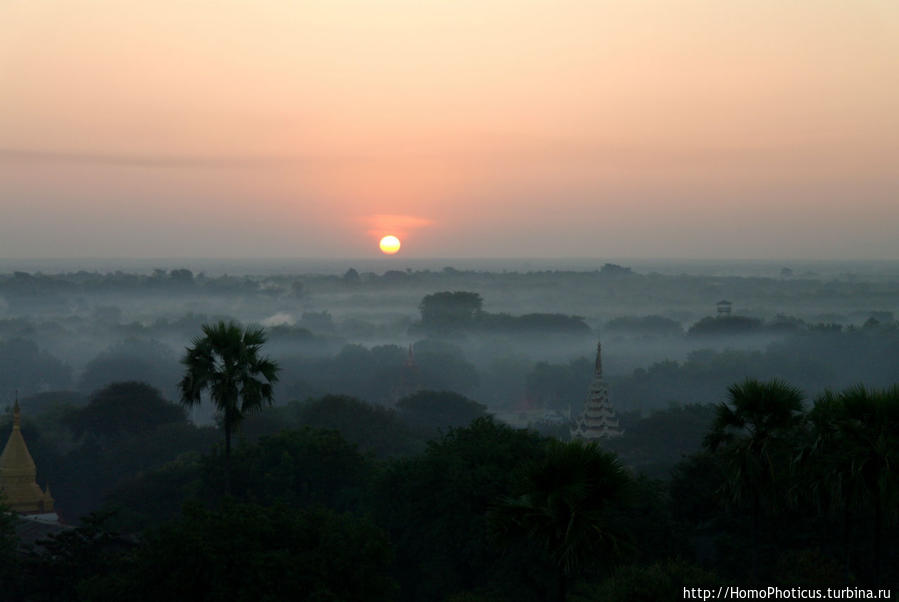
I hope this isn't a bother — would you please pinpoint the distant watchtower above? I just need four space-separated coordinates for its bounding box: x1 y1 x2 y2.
716 300 732 316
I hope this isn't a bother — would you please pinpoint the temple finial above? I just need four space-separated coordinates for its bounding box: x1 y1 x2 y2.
13 392 21 428
594 340 602 377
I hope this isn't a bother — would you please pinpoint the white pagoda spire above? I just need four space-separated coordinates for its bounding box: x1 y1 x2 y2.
571 339 622 440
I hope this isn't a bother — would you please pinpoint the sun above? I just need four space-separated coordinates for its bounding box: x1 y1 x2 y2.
379 235 401 255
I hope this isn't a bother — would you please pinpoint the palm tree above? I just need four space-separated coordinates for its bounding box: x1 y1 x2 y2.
490 439 631 601
805 385 899 586
799 390 864 581
704 378 804 580
179 321 279 496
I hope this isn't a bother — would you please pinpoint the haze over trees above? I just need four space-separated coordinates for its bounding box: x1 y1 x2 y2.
0 262 897 598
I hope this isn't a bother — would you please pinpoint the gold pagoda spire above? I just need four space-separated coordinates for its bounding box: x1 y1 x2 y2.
0 398 54 514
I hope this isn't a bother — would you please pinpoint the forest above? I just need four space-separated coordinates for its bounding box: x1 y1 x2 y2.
0 262 896 600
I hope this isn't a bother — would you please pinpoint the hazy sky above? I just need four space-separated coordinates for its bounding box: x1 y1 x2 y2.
1 0 897 259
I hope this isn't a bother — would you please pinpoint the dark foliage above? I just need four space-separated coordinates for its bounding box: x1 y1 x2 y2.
34 504 396 602
64 382 186 440
294 394 423 457
490 440 632 601
214 427 373 512
397 390 488 435
373 417 549 601
419 291 484 331
78 339 180 400
604 315 682 336
688 315 763 336
0 338 72 396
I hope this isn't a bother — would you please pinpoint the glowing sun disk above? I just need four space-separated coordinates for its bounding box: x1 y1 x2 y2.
379 235 401 255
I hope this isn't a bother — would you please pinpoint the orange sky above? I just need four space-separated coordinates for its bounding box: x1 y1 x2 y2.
1 0 897 259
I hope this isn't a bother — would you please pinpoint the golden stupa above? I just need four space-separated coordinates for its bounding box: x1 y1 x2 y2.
0 400 54 514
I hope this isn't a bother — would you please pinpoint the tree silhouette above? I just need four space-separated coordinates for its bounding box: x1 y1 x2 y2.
704 378 804 580
491 439 631 601
799 391 863 580
65 382 186 440
418 291 483 331
179 321 279 496
804 385 899 586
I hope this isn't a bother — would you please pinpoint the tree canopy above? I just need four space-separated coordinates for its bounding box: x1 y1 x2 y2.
64 382 186 440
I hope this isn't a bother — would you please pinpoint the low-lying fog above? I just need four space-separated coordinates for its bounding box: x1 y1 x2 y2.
2 259 897 425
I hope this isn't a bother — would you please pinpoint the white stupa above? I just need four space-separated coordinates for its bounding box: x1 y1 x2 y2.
571 339 622 440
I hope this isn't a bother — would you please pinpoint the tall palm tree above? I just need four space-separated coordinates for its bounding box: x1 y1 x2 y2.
179 321 279 496
704 378 804 580
490 439 631 601
799 390 864 581
806 385 899 586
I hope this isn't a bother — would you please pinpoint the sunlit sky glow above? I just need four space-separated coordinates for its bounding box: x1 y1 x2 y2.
1 0 897 259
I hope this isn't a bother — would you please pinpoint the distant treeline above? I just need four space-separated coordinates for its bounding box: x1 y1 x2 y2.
411 291 589 335
2 311 898 413
2 265 896 327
